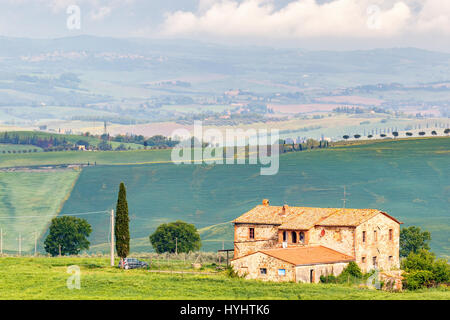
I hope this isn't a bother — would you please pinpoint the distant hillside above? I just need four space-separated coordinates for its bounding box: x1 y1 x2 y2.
1 35 450 114
1 137 448 256
56 137 449 256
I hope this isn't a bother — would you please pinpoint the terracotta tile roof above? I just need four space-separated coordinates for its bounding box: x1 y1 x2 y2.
279 207 338 230
260 246 355 266
233 203 401 229
314 208 380 227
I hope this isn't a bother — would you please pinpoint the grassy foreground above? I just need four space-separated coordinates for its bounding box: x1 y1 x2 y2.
0 257 448 300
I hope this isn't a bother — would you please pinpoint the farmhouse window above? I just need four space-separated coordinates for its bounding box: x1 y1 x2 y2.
260 268 267 275
291 231 297 243
362 256 366 263
362 231 366 243
278 269 286 276
389 256 393 262
373 230 377 242
249 228 255 239
389 229 393 241
372 256 377 267
299 232 305 243
282 231 287 242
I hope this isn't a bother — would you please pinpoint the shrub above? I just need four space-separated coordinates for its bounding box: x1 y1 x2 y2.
226 266 241 278
431 259 450 284
336 262 363 284
341 261 363 278
401 249 450 289
401 249 434 271
320 274 337 283
403 270 434 290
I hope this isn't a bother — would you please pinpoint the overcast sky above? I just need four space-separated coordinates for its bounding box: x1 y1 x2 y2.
1 0 450 51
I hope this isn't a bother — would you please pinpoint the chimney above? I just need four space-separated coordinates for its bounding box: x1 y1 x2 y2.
281 204 289 215
262 199 270 206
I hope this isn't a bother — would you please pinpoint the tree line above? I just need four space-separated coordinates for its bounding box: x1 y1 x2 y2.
0 132 73 151
343 128 450 140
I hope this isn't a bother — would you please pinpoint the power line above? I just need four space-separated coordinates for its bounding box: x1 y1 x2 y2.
0 210 109 220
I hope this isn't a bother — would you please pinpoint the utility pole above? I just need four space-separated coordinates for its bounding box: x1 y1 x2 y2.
110 209 115 267
342 186 347 208
0 228 3 255
175 237 178 255
34 230 37 256
17 233 23 256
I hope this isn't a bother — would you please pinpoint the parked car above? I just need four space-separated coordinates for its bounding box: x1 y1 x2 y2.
118 258 148 269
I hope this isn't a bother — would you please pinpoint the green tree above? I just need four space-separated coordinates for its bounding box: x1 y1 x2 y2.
334 261 363 284
76 140 90 148
115 143 127 151
115 182 130 264
401 249 434 271
432 259 450 283
403 270 434 290
400 226 431 257
44 216 92 256
98 140 112 151
401 249 450 289
149 220 201 254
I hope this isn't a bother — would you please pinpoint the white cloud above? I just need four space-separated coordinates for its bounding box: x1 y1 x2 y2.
415 0 450 35
158 0 450 40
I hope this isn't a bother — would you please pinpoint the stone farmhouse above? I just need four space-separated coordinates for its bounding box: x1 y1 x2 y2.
231 199 402 283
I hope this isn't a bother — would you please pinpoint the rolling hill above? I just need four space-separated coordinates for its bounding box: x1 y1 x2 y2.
0 137 448 256
58 137 449 256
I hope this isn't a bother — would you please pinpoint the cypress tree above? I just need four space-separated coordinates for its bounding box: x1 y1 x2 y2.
115 182 130 266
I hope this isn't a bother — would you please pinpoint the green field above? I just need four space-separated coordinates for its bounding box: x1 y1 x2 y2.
0 257 448 300
0 137 448 257
0 148 173 168
0 143 42 152
0 169 81 252
58 137 449 256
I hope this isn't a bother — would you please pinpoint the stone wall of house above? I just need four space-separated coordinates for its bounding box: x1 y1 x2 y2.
231 252 295 282
234 223 279 258
355 214 400 273
295 262 349 283
309 226 355 257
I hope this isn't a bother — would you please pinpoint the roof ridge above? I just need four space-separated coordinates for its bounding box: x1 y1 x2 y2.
259 205 381 210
